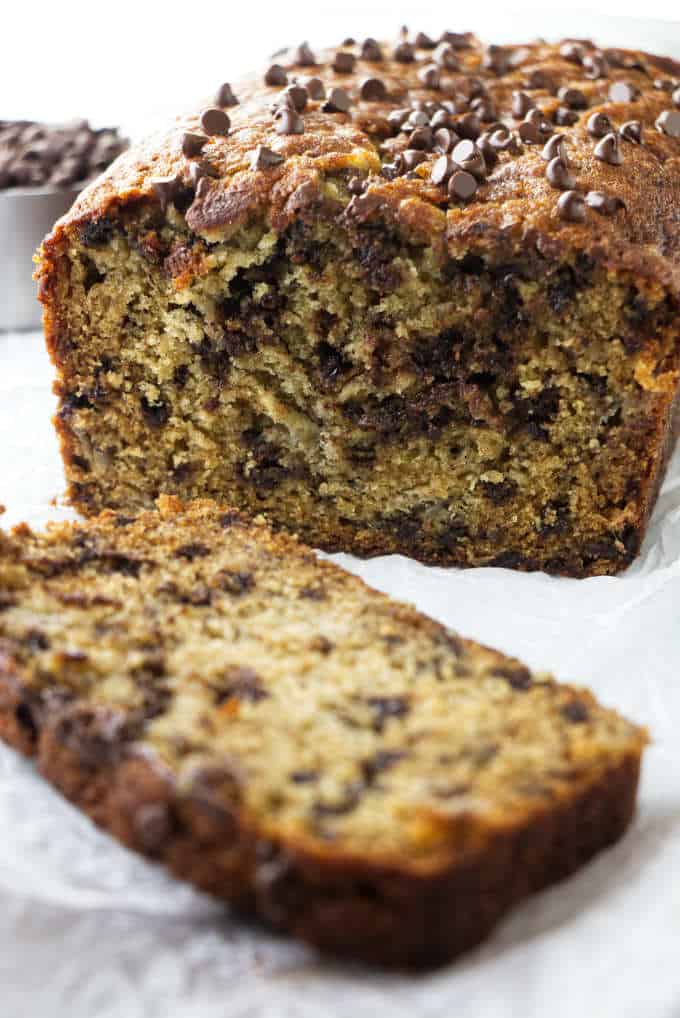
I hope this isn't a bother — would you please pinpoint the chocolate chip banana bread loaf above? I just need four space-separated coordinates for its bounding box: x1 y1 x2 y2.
37 32 680 576
0 497 646 966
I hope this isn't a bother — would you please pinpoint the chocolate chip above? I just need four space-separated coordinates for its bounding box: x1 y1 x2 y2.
388 108 409 132
283 85 308 112
312 784 362 817
418 64 441 90
489 127 521 153
188 159 217 187
483 44 509 76
361 38 383 62
199 108 230 136
174 542 209 560
133 803 174 854
430 154 455 186
264 64 288 86
366 695 410 733
362 750 407 784
556 86 588 110
290 769 318 784
546 156 575 190
333 51 356 73
181 132 207 158
250 144 284 170
476 133 499 168
608 81 638 103
587 112 613 138
582 51 609 79
433 126 458 153
359 76 387 101
562 700 589 723
496 664 533 690
274 108 304 135
293 41 316 66
150 175 181 212
452 138 486 178
557 189 586 223
80 217 115 247
674 88 680 109
560 41 585 64
215 83 239 107
404 110 430 130
586 190 625 215
656 110 680 137
455 112 481 140
140 395 170 427
322 87 351 114
401 149 428 171
617 121 642 147
393 41 415 63
594 131 623 165
524 68 554 90
448 169 478 201
408 126 433 150
212 569 254 595
519 108 553 144
433 42 459 70
415 31 436 49
302 76 325 100
554 106 579 126
511 91 535 119
541 134 567 161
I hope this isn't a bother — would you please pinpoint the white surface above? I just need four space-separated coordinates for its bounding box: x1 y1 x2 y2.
2 11 680 1016
1 325 680 1017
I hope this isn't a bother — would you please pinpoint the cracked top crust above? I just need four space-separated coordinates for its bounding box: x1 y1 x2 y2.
39 33 680 294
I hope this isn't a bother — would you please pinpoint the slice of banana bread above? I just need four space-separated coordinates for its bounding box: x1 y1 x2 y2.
0 497 645 966
37 32 680 576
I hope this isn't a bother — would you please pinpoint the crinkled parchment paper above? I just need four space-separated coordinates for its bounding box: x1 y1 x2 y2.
1 319 679 1018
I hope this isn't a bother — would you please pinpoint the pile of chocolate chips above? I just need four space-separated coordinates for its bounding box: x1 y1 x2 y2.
0 119 127 190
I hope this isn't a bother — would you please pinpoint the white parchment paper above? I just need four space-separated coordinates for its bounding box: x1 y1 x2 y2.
1 314 680 1018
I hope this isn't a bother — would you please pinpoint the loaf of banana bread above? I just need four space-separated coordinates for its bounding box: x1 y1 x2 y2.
0 497 646 966
37 32 680 575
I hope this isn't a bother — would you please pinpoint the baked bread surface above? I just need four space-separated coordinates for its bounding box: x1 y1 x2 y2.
0 498 646 966
37 32 680 575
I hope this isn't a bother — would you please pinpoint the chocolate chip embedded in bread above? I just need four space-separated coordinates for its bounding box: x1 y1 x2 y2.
150 174 181 212
181 132 207 158
557 189 586 222
587 112 613 138
586 191 626 215
546 156 575 191
293 41 316 66
608 81 639 103
556 86 588 110
430 154 456 186
199 108 231 137
541 134 567 161
274 108 305 135
393 41 415 63
448 169 478 201
215 83 239 107
264 64 288 87
511 91 535 119
322 87 351 114
250 145 284 170
656 110 680 137
333 51 356 74
360 38 383 62
594 132 623 165
619 120 642 144
359 77 387 101
452 139 486 178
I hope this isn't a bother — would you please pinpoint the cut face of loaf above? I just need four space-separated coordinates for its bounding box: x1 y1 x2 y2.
0 498 646 967
38 34 680 576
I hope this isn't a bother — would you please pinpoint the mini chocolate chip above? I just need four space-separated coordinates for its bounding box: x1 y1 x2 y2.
408 126 433 150
556 86 588 109
415 31 436 49
586 190 625 215
489 127 521 153
393 41 415 63
452 138 486 178
433 126 458 153
587 112 613 138
557 189 586 222
418 64 441 90
448 169 478 201
264 64 288 87
546 156 575 190
182 132 207 158
476 133 499 168
274 108 304 135
293 41 316 66
608 81 638 103
619 120 642 144
250 144 284 170
361 38 383 62
582 51 609 79
200 108 230 136
388 108 409 132
470 98 497 123
150 175 181 212
430 154 455 186
656 110 680 137
433 42 459 70
303 76 325 100
430 110 450 129
359 76 387 101
322 87 351 114
541 134 567 161
524 68 554 90
333 51 356 73
519 108 553 143
562 700 589 723
518 121 542 144
560 42 585 64
366 695 410 733
483 44 509 76
496 664 533 690
554 106 579 126
511 91 535 119
282 84 308 112
401 149 428 171
215 83 239 107
404 110 430 130
456 112 481 140
594 131 623 165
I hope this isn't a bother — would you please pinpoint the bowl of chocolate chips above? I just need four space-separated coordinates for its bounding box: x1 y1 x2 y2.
0 118 127 330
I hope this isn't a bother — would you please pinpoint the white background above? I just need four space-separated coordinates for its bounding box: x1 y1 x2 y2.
2 6 680 1018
